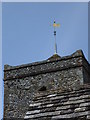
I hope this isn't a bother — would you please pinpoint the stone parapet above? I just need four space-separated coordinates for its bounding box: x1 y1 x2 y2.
4 50 89 81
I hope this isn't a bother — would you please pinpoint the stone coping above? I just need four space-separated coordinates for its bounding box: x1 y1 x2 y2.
4 50 89 71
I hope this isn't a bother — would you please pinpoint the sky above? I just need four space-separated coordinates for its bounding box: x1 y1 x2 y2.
1 2 88 119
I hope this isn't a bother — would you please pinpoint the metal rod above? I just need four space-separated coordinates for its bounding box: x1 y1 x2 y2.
54 26 57 54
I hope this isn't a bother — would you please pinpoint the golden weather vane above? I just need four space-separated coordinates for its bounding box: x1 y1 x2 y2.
53 20 60 54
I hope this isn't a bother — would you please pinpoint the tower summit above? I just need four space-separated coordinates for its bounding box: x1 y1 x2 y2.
3 22 90 119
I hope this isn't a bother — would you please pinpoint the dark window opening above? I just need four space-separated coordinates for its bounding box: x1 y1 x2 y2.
39 86 47 91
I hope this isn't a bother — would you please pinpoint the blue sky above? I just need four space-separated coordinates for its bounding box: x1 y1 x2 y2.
1 2 88 119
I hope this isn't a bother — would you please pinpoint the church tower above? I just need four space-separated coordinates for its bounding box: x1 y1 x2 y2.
4 49 90 119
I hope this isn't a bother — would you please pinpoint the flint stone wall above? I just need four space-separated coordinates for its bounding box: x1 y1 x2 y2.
4 50 90 118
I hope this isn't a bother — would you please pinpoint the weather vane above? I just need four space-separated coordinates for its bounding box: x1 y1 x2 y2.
53 20 60 54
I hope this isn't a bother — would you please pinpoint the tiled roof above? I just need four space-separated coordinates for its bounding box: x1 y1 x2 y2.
24 85 90 120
